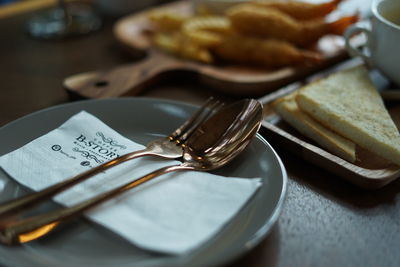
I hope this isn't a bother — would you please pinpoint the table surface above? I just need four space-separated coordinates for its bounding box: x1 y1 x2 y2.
1 3 399 267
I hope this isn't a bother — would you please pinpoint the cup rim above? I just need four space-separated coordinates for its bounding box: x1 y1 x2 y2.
372 0 400 30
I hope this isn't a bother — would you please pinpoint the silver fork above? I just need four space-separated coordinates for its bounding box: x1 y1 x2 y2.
0 98 222 218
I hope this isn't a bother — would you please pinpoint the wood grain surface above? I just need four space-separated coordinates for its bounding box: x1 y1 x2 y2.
0 2 399 267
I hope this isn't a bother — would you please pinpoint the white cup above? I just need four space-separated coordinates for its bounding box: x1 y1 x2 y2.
344 0 400 86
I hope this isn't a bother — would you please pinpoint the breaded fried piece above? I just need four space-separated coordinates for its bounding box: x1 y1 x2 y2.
182 16 231 47
153 32 214 63
183 16 231 34
251 0 342 20
147 10 189 31
213 34 321 67
228 4 357 47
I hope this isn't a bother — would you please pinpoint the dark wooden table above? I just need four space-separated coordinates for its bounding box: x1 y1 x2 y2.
1 4 399 267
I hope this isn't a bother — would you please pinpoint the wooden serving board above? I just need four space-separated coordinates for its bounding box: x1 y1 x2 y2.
259 60 400 189
64 0 354 98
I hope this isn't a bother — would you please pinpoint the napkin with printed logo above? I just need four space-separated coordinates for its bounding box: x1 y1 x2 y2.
0 111 261 254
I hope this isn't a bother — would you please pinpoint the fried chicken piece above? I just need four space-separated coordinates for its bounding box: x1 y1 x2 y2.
227 4 358 47
153 32 214 63
147 10 189 31
251 0 342 20
213 34 321 68
182 16 231 47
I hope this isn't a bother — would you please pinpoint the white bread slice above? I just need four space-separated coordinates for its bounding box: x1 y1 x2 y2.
273 92 356 162
296 65 400 166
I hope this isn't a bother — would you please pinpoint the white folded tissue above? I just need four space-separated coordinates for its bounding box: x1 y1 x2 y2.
0 111 261 254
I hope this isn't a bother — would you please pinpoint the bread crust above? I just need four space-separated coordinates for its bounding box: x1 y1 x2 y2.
273 92 356 162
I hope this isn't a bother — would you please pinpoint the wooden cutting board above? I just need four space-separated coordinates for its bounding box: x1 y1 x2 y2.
64 1 354 98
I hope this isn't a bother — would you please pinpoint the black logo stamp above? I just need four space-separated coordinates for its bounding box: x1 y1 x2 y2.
51 145 61 151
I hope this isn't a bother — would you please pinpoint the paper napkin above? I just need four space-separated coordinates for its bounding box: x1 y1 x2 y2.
0 111 261 254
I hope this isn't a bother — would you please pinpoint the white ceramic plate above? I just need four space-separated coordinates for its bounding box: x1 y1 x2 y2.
0 97 287 267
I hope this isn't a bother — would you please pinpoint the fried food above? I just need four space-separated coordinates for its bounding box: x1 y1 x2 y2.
251 0 342 20
183 16 231 34
146 1 357 68
194 4 214 16
147 10 189 31
152 32 180 54
213 34 321 68
183 30 223 48
182 16 231 47
180 41 214 63
227 4 358 47
153 32 213 63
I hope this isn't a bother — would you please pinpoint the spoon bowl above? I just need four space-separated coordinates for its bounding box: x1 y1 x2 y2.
183 99 263 170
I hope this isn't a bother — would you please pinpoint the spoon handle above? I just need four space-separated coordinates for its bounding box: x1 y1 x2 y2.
0 164 191 245
0 148 163 219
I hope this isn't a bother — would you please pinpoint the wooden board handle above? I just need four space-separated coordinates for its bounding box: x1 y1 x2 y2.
64 53 181 98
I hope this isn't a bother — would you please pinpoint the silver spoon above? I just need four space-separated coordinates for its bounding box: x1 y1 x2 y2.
0 99 263 245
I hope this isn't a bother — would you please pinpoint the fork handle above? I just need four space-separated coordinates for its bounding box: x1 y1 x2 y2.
0 148 155 218
0 164 191 245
